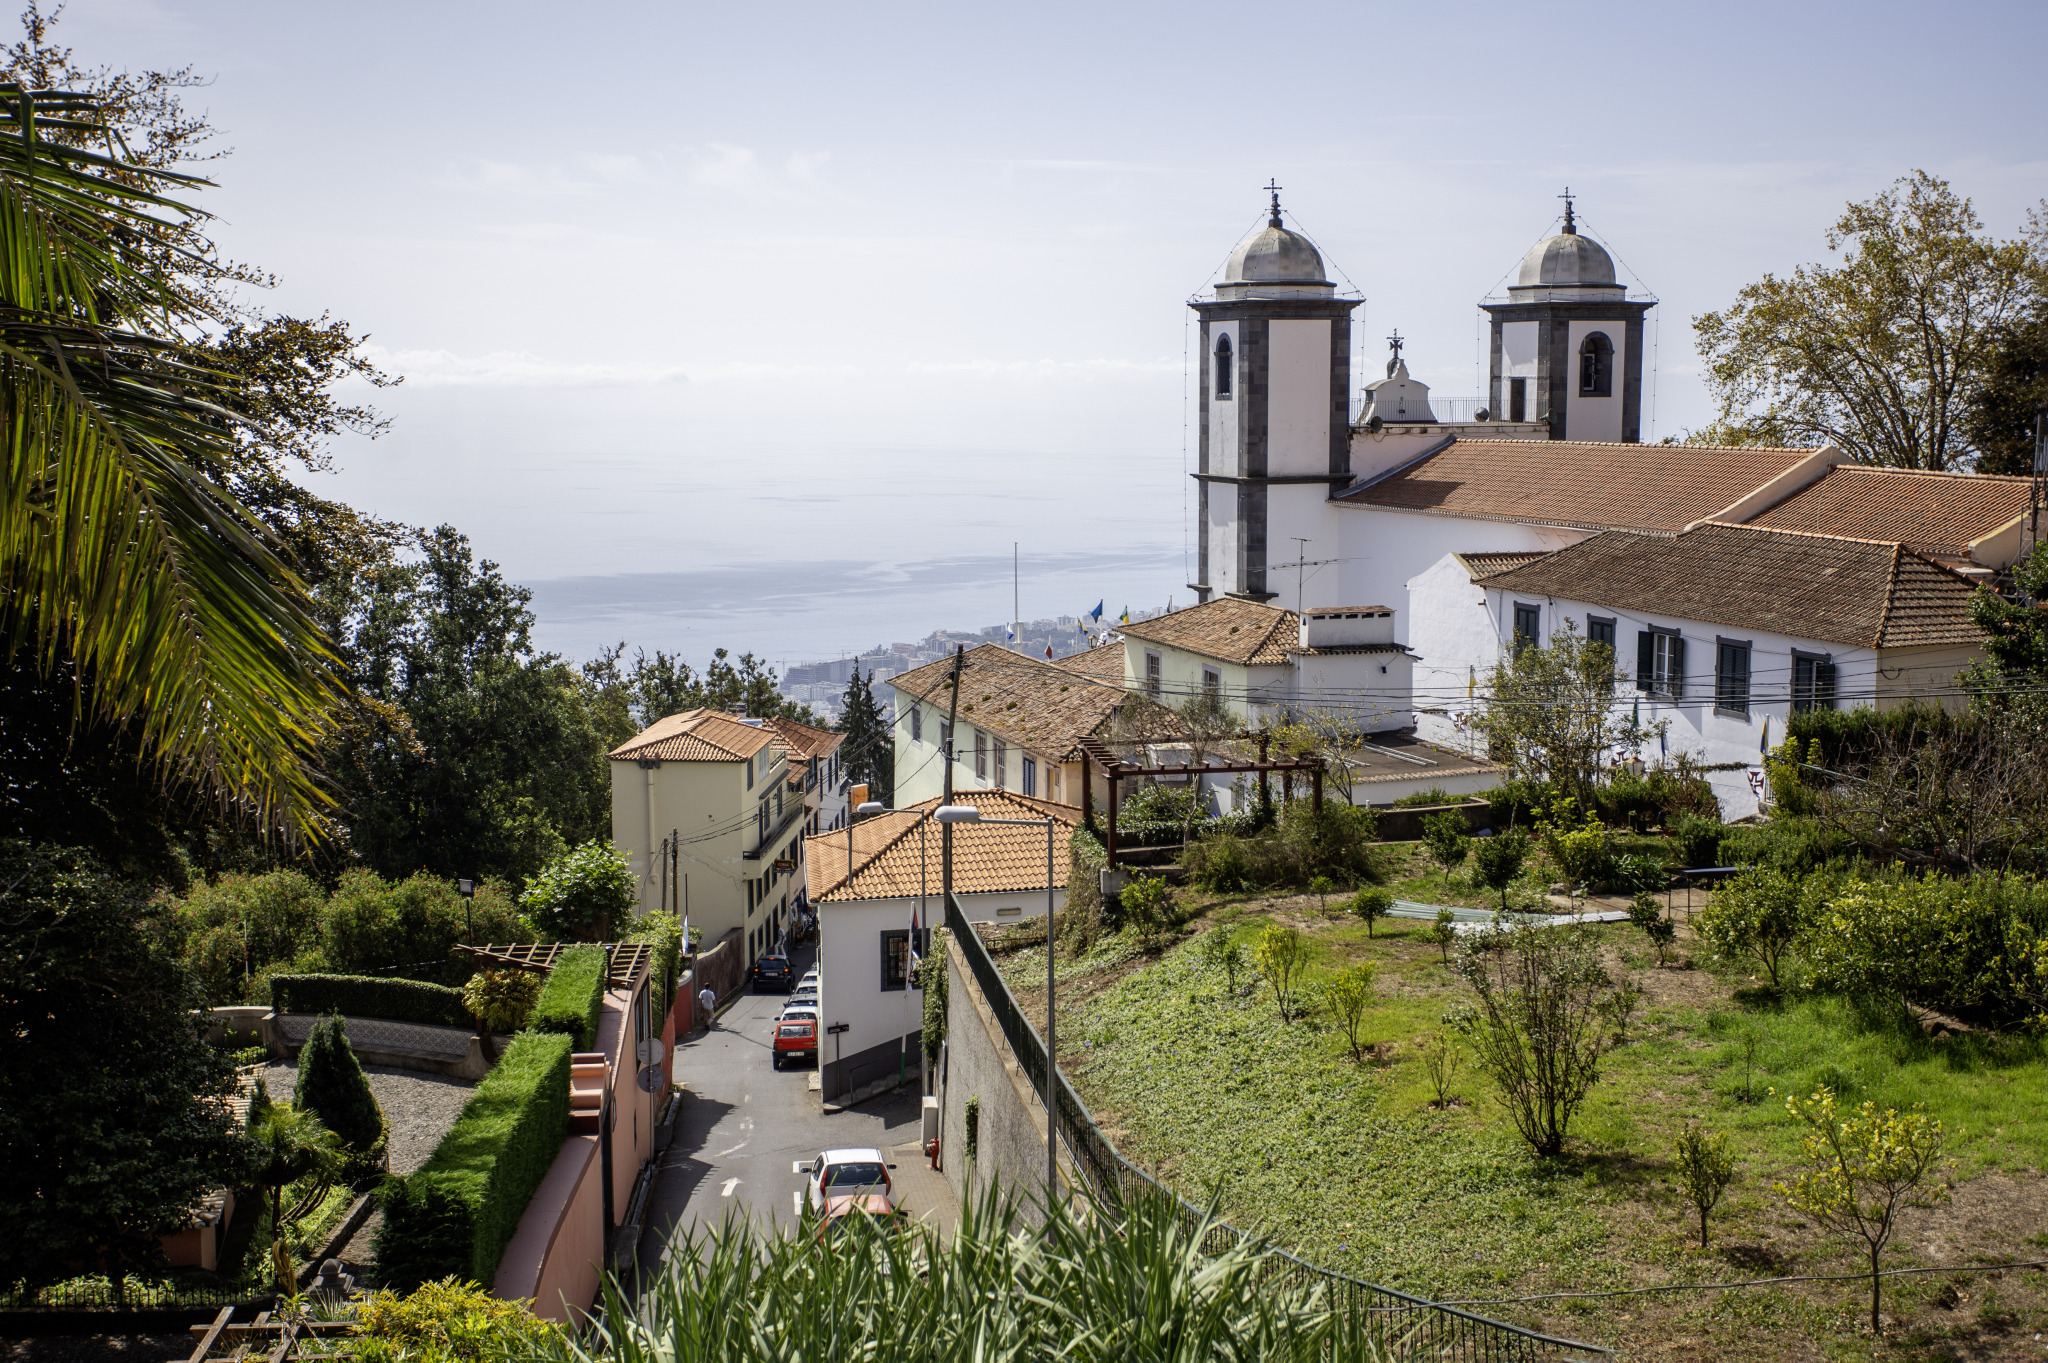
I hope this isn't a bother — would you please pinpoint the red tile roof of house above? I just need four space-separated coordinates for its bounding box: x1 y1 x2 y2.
805 790 1081 903
608 708 780 762
1734 465 2031 560
1115 597 1299 666
887 644 1135 759
1056 643 1129 681
759 714 845 762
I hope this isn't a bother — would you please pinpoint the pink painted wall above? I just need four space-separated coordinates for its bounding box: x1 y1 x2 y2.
494 1135 602 1324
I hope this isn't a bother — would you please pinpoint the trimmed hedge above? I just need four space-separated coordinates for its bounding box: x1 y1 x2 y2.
529 944 605 1051
270 974 470 1028
373 1029 573 1290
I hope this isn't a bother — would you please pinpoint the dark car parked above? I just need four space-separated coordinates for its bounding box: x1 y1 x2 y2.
752 953 795 992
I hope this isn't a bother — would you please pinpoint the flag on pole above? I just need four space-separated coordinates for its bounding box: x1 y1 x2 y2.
1119 605 1130 624
1005 623 1016 642
1045 644 1054 659
1087 601 1103 623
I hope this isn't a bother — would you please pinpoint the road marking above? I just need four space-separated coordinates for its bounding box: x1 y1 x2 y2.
714 1141 748 1158
792 1191 802 1218
720 1177 741 1198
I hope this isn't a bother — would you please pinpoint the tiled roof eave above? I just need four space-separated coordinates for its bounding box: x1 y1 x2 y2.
1345 499 1686 536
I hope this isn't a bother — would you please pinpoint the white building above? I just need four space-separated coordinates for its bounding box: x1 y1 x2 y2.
804 790 1078 1103
1470 521 1986 818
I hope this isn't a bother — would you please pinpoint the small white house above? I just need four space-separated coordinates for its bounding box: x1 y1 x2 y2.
803 790 1079 1103
1471 521 1986 819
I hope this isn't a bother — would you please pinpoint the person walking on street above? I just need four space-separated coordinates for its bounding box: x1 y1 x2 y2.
698 985 717 1033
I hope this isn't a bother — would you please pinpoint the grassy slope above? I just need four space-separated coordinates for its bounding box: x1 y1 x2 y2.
1001 848 2048 1359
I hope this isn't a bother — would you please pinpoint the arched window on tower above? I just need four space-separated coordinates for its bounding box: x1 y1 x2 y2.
1579 332 1614 397
1214 334 1234 400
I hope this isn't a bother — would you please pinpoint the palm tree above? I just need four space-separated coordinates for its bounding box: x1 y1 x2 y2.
246 1102 343 1292
0 85 345 839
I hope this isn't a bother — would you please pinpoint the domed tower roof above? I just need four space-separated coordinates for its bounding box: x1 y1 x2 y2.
1506 198 1625 302
1214 188 1335 300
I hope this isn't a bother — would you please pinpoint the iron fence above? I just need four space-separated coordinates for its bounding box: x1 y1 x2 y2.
946 897 1610 1362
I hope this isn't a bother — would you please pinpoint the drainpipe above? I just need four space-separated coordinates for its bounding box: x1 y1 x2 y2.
639 758 660 912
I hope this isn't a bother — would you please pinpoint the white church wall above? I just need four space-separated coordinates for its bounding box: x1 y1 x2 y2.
1266 319 1333 476
1332 508 1586 650
1209 488 1238 594
1408 553 1513 752
1346 428 1458 485
1564 319 1627 444
1501 322 1539 377
1264 487 1342 612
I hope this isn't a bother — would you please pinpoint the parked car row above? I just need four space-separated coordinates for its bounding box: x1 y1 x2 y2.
771 966 821 1070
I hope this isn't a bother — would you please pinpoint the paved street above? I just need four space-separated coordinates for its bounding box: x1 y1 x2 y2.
634 942 954 1284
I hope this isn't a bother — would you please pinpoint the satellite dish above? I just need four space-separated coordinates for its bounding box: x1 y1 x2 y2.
1366 415 1384 433
637 1038 665 1065
1475 408 1491 422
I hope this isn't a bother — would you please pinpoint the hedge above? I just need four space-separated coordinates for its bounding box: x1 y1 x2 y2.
270 974 470 1029
528 944 606 1051
373 1029 572 1290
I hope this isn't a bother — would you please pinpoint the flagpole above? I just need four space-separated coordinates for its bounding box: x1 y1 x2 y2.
1013 542 1020 654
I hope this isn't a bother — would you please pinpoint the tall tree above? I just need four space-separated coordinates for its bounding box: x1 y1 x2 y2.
836 669 894 805
0 841 247 1295
1695 172 2045 470
1473 622 1659 804
1962 286 2048 476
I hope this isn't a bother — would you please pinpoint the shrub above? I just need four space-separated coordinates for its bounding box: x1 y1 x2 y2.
271 974 471 1028
1801 874 2048 1026
165 871 331 1005
294 1015 386 1156
1420 1030 1462 1108
1671 813 1725 870
1454 921 1618 1156
461 970 542 1035
529 945 606 1050
1120 874 1179 951
353 1277 558 1363
1349 886 1393 937
1536 796 1610 893
1717 818 1852 875
1673 1123 1737 1249
1183 832 1256 894
1115 783 1209 847
628 911 685 1026
321 871 532 985
1469 829 1532 914
1695 868 1812 991
374 1030 573 1290
1419 812 1470 890
522 842 636 942
1197 928 1247 994
1482 778 1550 830
1609 852 1667 896
1254 924 1313 1022
1389 786 1456 808
1431 907 1457 963
1322 964 1377 1062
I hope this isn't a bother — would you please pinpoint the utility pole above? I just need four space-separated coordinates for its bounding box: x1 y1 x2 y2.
1290 537 1311 616
940 645 965 922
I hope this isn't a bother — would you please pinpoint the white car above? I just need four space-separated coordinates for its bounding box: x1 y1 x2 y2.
800 1147 895 1213
779 1003 820 1025
797 972 819 991
787 988 819 1010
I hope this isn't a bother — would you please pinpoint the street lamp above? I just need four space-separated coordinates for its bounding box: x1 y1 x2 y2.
935 803 1060 1202
456 878 477 943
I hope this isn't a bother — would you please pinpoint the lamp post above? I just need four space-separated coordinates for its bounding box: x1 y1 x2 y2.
935 803 1059 1203
456 878 476 943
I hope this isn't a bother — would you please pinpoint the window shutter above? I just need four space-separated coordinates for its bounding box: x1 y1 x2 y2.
1636 632 1653 690
1815 661 1838 710
1669 636 1686 700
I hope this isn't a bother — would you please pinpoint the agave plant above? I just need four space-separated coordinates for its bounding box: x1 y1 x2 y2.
543 1185 1389 1363
0 84 345 838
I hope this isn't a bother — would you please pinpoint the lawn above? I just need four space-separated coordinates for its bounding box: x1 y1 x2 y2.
991 859 2048 1361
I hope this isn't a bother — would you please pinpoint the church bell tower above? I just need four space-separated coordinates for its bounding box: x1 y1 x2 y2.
1190 188 1357 602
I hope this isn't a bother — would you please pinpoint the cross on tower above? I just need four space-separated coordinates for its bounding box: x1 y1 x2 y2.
1386 327 1404 378
1558 185 1577 234
1264 179 1283 227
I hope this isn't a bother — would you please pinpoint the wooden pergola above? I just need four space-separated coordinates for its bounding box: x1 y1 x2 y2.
455 942 655 992
1075 734 1326 868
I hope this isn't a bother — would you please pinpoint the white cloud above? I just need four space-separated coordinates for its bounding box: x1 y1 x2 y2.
903 357 1178 382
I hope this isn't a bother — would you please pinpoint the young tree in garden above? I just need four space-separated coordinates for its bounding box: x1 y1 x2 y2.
1454 921 1617 1156
294 1015 385 1158
1349 886 1392 937
246 1103 343 1292
0 842 247 1297
1322 964 1377 1062
523 841 637 941
1474 623 1653 804
1254 923 1314 1022
1673 1122 1738 1249
1470 829 1532 914
837 668 894 806
1420 812 1470 892
1695 171 2045 471
1778 1089 1951 1335
1696 868 1810 990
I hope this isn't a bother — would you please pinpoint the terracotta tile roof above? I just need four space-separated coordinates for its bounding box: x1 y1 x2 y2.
1336 437 1814 532
1455 550 1553 580
1735 465 2031 560
608 708 780 763
1115 597 1299 666
1056 643 1129 681
887 644 1130 758
759 714 845 762
1475 522 1984 650
805 790 1082 903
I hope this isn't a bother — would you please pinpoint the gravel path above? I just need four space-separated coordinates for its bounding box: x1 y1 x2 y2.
259 1059 475 1278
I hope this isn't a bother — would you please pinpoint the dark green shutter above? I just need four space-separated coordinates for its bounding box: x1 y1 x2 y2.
1636 631 1653 690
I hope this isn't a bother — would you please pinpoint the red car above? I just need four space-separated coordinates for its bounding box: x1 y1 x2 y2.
772 1017 816 1069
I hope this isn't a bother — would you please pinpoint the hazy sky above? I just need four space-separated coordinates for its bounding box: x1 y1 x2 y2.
56 0 2048 666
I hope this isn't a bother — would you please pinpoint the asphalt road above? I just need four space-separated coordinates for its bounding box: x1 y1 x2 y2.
633 941 932 1282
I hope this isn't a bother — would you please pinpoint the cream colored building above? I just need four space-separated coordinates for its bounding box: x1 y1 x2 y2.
609 709 816 969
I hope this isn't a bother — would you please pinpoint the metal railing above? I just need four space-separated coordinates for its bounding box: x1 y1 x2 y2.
945 897 1610 1361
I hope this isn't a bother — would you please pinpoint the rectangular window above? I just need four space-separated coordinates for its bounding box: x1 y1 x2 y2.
994 741 1007 789
1635 628 1686 699
880 928 930 992
1202 667 1222 700
1513 602 1541 652
1586 616 1616 654
909 707 923 743
974 729 987 779
1145 651 1162 700
758 801 769 840
1509 376 1527 423
1049 765 1062 802
1715 639 1751 715
1793 653 1837 713
1022 756 1038 798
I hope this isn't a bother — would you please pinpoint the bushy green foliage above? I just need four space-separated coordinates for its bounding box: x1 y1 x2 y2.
375 1030 573 1290
272 974 472 1028
1536 797 1611 892
1389 786 1457 808
1671 813 1726 869
1802 874 2048 1026
529 944 607 1050
628 910 684 1026
1418 812 1469 889
921 928 948 1064
460 969 541 1035
1468 830 1532 913
1119 874 1180 951
1717 818 1854 875
1673 1122 1737 1248
1254 924 1314 1022
354 1277 559 1363
294 1015 386 1156
1482 778 1548 829
1454 921 1618 1156
1607 851 1668 896
1696 868 1816 991
522 842 635 942
160 870 328 1004
0 841 246 1293
1349 886 1393 937
1322 963 1378 1062
1183 802 1381 893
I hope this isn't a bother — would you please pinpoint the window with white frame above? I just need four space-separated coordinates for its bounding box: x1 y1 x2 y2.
909 706 923 742
1793 653 1837 712
1202 667 1221 701
1145 651 1162 699
994 740 1008 789
974 729 987 780
1635 627 1685 698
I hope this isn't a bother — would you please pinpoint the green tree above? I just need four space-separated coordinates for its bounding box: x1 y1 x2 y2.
837 668 895 806
1254 923 1313 1022
246 1102 343 1292
1454 921 1616 1156
1420 811 1470 891
1695 171 2045 470
1322 963 1377 1062
1349 885 1393 937
294 1014 386 1157
1696 867 1810 991
1777 1088 1951 1335
522 841 636 942
1474 622 1651 804
1673 1122 1737 1249
1962 292 2048 475
0 842 247 1296
1470 829 1532 914
462 969 542 1036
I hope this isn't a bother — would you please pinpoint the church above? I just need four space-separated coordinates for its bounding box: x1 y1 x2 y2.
1179 188 2020 814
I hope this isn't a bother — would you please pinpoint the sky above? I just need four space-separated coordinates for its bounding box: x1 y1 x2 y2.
52 0 2048 668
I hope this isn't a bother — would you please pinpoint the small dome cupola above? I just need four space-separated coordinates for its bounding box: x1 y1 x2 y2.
1214 182 1334 300
1359 329 1436 425
1507 191 1625 302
